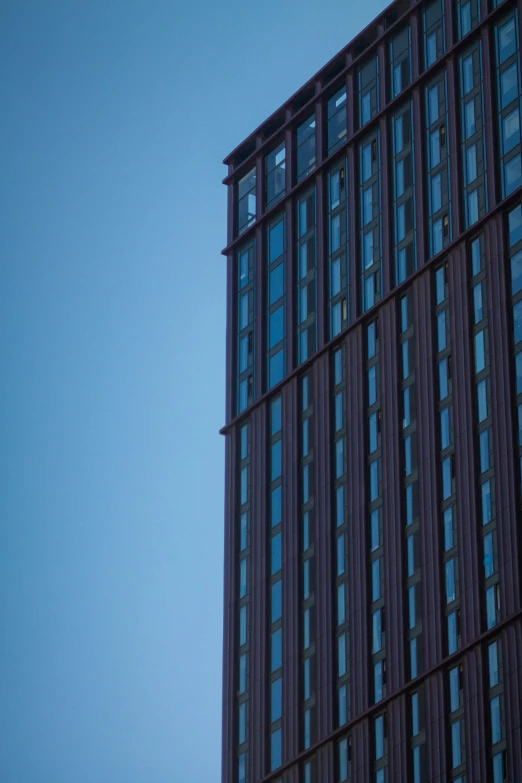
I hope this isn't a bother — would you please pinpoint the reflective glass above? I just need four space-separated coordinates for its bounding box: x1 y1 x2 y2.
451 720 462 768
448 611 458 654
271 629 282 670
369 412 378 453
239 605 247 645
505 153 522 195
337 534 345 576
475 329 486 372
431 172 442 212
411 691 419 735
409 584 416 629
374 660 383 702
239 654 247 693
372 609 382 652
338 632 347 677
445 558 456 603
479 429 489 473
270 728 282 771
240 466 248 505
271 677 282 722
375 715 384 759
486 585 498 629
410 637 418 679
338 583 346 625
271 532 282 574
488 641 499 686
370 459 379 501
477 379 488 422
371 509 380 550
484 531 495 578
271 440 282 481
269 220 284 263
498 17 516 64
368 365 377 405
271 486 281 527
269 306 284 348
240 558 248 598
464 98 475 139
481 479 492 525
372 558 381 601
428 85 439 123
444 506 454 551
509 205 522 246
271 579 282 622
269 349 284 388
239 702 246 743
442 456 452 499
503 107 520 153
501 63 518 108
511 250 522 294
240 512 248 550
449 666 460 712
430 128 441 167
473 282 483 323
463 55 473 94
491 695 501 743
439 358 449 400
270 264 284 305
441 406 450 449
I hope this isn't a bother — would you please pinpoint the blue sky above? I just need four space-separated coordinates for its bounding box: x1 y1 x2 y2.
0 2 388 781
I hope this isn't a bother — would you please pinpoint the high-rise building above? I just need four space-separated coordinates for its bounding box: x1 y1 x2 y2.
220 1 522 781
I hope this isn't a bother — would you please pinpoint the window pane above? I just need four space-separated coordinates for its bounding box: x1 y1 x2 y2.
271 677 282 721
271 579 282 622
271 629 282 670
271 532 282 573
270 728 282 771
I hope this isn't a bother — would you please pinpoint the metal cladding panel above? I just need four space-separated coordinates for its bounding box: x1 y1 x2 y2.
415 272 443 670
313 353 334 741
222 433 237 783
318 742 334 782
463 646 488 783
352 719 371 782
381 301 406 693
388 695 408 781
504 620 522 779
485 215 521 617
425 670 447 782
410 11 420 83
315 169 326 351
255 223 265 402
379 112 392 299
251 404 268 783
226 253 235 425
346 327 369 718
282 378 300 762
448 242 483 646
346 71 355 143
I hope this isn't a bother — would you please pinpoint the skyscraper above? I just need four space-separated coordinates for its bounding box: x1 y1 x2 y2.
221 1 522 781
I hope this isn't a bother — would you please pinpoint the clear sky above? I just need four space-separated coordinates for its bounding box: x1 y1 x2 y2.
0 2 389 781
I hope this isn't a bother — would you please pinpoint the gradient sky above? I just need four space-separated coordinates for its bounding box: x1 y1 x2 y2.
0 2 389 781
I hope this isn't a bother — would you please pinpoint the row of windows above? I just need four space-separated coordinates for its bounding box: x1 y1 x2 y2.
367 320 385 711
400 290 422 683
235 18 522 413
332 349 350 726
234 0 511 238
301 373 316 751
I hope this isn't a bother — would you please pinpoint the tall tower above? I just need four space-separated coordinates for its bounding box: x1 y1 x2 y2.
221 2 522 782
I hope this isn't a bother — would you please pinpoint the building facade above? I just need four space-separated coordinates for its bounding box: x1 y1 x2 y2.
221 1 522 781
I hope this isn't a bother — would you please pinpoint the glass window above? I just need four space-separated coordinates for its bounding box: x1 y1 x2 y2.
460 2 471 37
484 531 495 578
272 579 282 622
441 406 450 449
436 265 446 303
271 486 282 527
240 558 248 598
427 32 437 67
372 558 381 601
442 456 452 499
328 87 347 152
338 632 347 677
411 691 419 735
271 628 282 671
511 250 522 294
304 607 311 648
444 506 454 551
269 349 284 389
368 365 377 405
509 205 522 247
463 55 474 94
445 558 456 603
337 534 346 576
486 584 499 629
503 107 520 153
428 85 439 123
475 329 486 372
473 282 483 323
238 702 246 744
238 169 256 234
270 264 284 305
336 485 345 526
239 605 247 646
362 143 373 182
506 153 522 196
430 128 441 168
481 479 492 525
374 660 383 702
451 720 462 768
449 666 460 712
240 512 248 550
410 637 418 679
491 695 502 744
271 397 281 434
466 144 477 183
432 172 442 212
493 752 505 783
501 63 518 109
409 584 417 629
266 144 286 207
488 641 499 687
338 583 346 625
477 378 488 422
479 429 490 473
338 684 347 726
338 736 350 782
371 509 380 550
375 715 385 759
370 459 379 502
270 728 282 771
372 609 382 652
271 532 282 574
448 610 458 654
407 533 415 577
271 677 282 722
297 116 316 180
238 752 247 783
464 98 476 139
439 358 449 400
498 17 516 64
239 653 247 693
